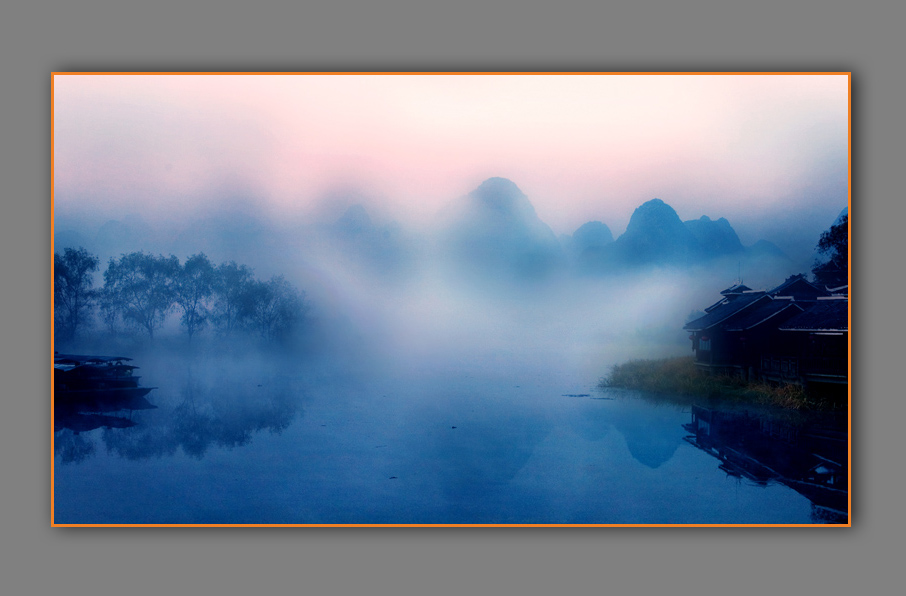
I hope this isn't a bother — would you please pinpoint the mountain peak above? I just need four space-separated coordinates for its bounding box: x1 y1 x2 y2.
601 198 698 268
570 220 614 254
684 214 743 257
446 178 562 282
625 198 684 234
469 177 535 217
473 177 524 197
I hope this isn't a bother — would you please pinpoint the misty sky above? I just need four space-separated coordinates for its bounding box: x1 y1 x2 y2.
53 73 849 243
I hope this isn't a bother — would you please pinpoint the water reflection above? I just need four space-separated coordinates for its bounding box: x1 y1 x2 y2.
54 365 301 464
609 397 685 468
683 404 848 523
54 429 97 464
428 413 553 499
56 412 138 433
568 393 687 468
53 357 848 524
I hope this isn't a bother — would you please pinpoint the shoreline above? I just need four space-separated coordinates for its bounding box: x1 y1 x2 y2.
599 356 846 412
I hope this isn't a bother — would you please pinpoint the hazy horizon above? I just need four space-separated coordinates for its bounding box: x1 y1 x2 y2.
54 74 848 249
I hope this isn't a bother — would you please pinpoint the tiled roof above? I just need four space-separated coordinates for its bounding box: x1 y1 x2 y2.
720 283 753 295
683 293 767 331
767 276 828 299
721 300 803 331
703 297 727 313
778 299 849 332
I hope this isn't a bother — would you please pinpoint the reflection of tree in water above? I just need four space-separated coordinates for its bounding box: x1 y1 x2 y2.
177 375 296 458
54 430 97 464
54 366 301 464
103 372 299 460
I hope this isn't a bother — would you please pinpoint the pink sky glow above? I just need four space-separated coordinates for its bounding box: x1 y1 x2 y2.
53 73 849 237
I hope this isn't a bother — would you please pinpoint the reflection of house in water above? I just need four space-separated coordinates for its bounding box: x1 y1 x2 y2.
684 405 848 523
684 275 848 390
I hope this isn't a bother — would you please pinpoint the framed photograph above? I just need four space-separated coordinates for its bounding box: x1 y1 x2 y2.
52 72 850 526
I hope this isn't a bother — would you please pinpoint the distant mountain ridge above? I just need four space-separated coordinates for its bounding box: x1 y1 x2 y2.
327 204 414 281
438 180 797 282
564 221 614 260
443 177 564 282
54 176 805 287
615 198 699 266
684 215 745 257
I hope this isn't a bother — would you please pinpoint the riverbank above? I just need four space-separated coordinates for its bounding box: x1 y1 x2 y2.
599 356 844 411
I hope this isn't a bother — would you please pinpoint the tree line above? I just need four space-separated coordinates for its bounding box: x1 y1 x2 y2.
812 214 848 288
54 248 308 343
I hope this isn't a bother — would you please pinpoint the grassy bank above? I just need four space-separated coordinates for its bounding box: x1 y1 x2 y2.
599 356 838 411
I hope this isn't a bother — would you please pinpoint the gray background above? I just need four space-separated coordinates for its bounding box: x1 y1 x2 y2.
2 1 900 594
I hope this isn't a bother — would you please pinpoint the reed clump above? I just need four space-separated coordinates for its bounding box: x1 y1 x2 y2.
599 356 828 410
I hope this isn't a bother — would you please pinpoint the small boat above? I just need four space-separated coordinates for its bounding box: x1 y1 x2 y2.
54 353 158 414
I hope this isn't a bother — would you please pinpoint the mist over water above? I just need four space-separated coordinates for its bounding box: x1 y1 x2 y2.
54 179 846 524
55 177 816 371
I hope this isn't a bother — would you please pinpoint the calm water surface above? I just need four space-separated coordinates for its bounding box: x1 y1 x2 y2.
53 351 847 525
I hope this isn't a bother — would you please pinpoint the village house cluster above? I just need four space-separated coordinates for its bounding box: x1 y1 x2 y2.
684 275 848 390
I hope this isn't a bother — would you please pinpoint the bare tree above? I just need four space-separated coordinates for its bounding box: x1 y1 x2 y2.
212 261 256 336
54 247 99 341
103 252 179 339
175 253 216 340
244 275 308 342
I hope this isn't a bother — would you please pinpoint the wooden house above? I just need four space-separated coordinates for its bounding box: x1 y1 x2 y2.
770 297 849 386
684 275 847 386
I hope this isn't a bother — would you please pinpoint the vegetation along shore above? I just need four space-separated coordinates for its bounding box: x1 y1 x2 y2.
599 356 845 411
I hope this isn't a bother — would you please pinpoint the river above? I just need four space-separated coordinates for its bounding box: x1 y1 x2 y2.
53 348 848 525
